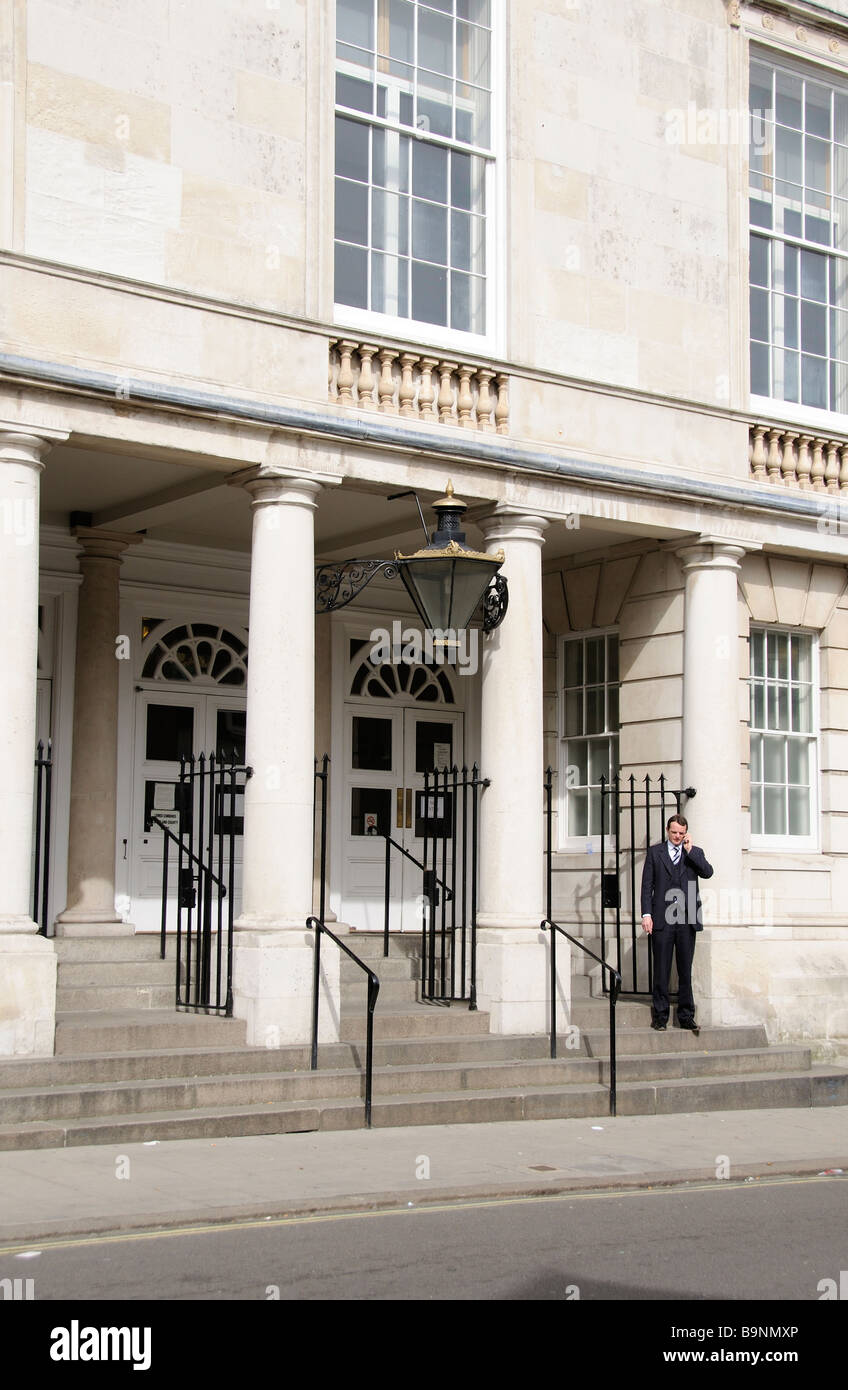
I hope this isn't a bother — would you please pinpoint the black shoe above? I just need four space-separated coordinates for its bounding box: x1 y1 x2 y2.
651 1020 667 1031
677 1020 700 1036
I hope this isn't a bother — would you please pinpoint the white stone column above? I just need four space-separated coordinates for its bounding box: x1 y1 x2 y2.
56 528 142 936
676 537 747 1025
232 469 341 1046
0 430 57 1054
475 510 564 1033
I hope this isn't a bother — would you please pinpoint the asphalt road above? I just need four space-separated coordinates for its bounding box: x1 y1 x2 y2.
2 1173 845 1303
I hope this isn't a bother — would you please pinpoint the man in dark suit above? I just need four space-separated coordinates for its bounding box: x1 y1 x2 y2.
641 814 713 1036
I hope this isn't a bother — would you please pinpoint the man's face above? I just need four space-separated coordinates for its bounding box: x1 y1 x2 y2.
668 821 686 844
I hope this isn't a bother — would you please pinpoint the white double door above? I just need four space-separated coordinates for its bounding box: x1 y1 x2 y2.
130 690 246 933
341 705 464 932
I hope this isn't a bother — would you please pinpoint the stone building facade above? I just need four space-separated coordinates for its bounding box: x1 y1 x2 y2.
1 0 847 1057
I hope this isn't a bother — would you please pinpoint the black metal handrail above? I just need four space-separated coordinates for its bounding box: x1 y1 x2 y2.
380 832 453 958
541 918 622 1118
33 740 53 936
307 916 380 1127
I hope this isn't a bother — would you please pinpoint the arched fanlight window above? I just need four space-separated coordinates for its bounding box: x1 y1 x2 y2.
348 640 455 705
140 621 248 687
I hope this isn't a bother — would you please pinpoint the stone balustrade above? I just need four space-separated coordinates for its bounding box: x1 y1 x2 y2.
749 424 848 492
329 339 509 434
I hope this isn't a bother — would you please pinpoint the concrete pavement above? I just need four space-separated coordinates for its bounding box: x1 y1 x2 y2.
0 1105 846 1245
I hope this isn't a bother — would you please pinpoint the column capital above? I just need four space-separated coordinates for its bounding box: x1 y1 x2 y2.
673 535 756 574
229 467 341 510
0 427 68 471
73 526 144 562
476 509 549 548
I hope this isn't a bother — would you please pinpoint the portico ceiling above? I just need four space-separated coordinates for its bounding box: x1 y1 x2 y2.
39 442 648 560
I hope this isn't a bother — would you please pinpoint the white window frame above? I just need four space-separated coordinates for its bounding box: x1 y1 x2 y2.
748 48 848 419
748 624 820 853
557 628 620 852
332 0 505 356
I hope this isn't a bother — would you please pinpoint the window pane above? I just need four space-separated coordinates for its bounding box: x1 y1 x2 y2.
335 241 368 308
371 249 408 316
802 353 827 408
569 789 588 837
801 250 827 301
788 788 810 836
350 787 392 837
586 687 604 735
787 740 809 785
564 689 583 737
564 641 583 689
450 270 485 333
791 685 812 733
413 141 448 201
388 0 414 63
589 740 610 784
768 632 789 680
411 260 447 323
805 135 829 194
750 235 769 287
806 82 831 139
335 177 369 244
418 8 453 76
412 198 448 263
352 716 393 770
338 0 374 50
336 71 374 114
776 70 802 128
607 684 619 731
750 287 769 341
751 785 763 836
752 681 765 727
372 188 409 253
750 629 765 678
146 705 193 762
586 637 604 684
373 128 410 192
763 734 784 784
569 739 588 785
336 117 369 180
751 340 769 395
750 731 763 781
801 299 827 355
764 786 786 835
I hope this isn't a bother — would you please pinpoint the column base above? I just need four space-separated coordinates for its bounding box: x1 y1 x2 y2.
0 931 56 1056
232 926 341 1047
475 922 569 1036
54 911 133 938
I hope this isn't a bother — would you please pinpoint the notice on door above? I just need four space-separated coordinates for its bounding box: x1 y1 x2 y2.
432 743 451 770
152 809 180 834
153 782 176 811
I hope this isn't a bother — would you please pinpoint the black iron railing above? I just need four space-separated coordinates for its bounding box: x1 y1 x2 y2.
541 918 621 1118
314 754 329 924
420 765 487 1007
307 916 379 1127
33 740 53 936
600 773 694 995
153 752 250 1015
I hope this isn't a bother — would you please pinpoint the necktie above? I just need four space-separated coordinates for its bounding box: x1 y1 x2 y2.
670 844 681 865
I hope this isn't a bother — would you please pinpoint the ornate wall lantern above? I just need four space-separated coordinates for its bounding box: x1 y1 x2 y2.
315 481 508 632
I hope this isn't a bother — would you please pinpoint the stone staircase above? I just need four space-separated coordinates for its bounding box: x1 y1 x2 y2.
0 931 844 1151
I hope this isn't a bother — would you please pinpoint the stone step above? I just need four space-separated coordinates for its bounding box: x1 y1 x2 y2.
568 999 654 1028
2 1066 843 1151
341 979 419 1007
340 955 418 982
338 1005 491 1041
51 935 174 962
345 932 420 959
581 1023 770 1057
55 986 177 1011
54 1010 247 1055
0 1056 604 1123
57 961 176 988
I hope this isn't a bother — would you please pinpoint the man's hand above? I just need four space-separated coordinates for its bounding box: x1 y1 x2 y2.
682 833 692 853
642 914 653 935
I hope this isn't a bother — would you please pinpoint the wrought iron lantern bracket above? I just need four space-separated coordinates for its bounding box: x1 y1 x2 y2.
315 559 400 615
481 574 508 633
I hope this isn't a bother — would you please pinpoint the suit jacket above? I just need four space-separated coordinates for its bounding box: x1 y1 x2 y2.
640 842 714 931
